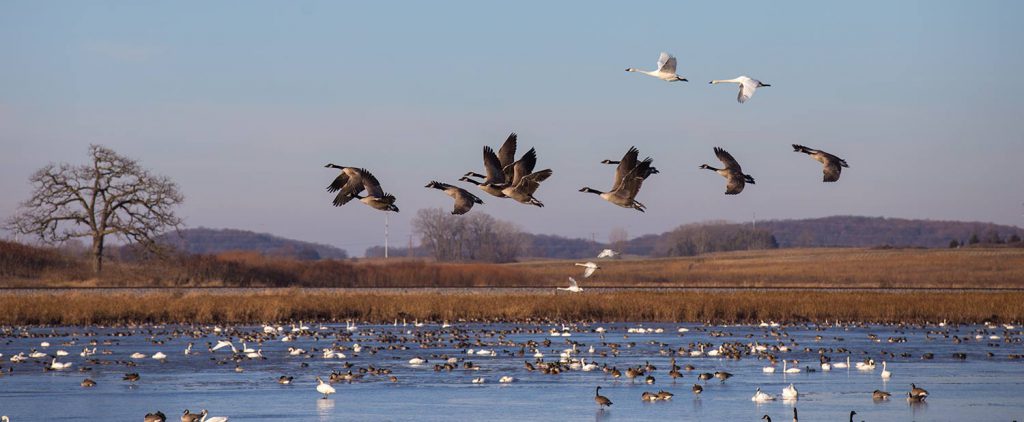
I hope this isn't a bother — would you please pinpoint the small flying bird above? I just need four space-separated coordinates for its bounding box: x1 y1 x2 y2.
700 147 755 195
488 148 552 207
792 144 849 182
557 277 583 293
425 181 484 215
353 169 399 212
580 146 656 212
575 262 600 278
324 164 365 206
462 132 518 198
626 52 688 82
709 76 770 103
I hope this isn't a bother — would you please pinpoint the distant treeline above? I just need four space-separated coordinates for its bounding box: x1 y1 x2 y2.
154 227 348 260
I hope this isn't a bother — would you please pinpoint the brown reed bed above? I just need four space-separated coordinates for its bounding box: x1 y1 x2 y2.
2 290 1021 325
3 245 1024 289
510 248 1024 289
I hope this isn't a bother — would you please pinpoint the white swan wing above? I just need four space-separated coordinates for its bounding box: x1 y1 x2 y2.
568 277 578 288
738 78 758 103
583 266 596 278
656 52 677 74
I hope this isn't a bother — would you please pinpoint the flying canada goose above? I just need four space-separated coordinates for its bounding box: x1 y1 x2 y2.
792 144 849 182
626 52 688 82
324 164 365 206
910 383 929 399
425 181 484 215
600 159 659 178
462 133 518 198
181 409 205 422
557 277 583 293
580 146 655 212
709 76 770 103
316 376 336 399
595 386 613 407
872 390 891 400
486 148 552 207
353 169 399 212
575 262 600 278
144 411 167 422
80 378 96 387
700 147 755 195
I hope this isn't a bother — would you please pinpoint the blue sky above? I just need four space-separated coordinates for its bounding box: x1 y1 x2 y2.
1 1 1022 255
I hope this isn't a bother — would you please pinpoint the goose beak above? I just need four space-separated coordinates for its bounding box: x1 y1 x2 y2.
762 83 771 87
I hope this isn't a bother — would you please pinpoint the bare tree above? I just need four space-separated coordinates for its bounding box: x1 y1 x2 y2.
609 227 629 252
6 145 184 274
412 208 525 262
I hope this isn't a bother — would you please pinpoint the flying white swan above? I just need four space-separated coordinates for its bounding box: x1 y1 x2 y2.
709 76 770 103
212 340 236 353
626 52 688 82
557 277 583 293
597 249 620 259
574 262 600 278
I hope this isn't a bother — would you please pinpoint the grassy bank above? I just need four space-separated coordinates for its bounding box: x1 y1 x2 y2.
2 290 1021 325
4 240 1024 289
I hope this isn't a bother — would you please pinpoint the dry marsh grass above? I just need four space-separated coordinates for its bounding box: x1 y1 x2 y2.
3 240 1023 289
512 248 1024 289
2 290 1021 325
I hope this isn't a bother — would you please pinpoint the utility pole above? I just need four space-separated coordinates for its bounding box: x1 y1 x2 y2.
408 234 413 258
752 212 756 230
384 213 389 259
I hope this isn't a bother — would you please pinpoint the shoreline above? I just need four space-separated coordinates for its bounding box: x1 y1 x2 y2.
2 289 1022 325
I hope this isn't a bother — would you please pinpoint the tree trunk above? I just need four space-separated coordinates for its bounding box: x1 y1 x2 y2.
91 235 105 274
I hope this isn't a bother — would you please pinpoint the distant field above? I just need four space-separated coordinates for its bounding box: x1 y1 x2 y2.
508 247 1024 289
3 244 1023 289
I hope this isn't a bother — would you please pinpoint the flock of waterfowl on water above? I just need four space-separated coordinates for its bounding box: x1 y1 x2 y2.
322 51 850 216
1 318 1022 421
